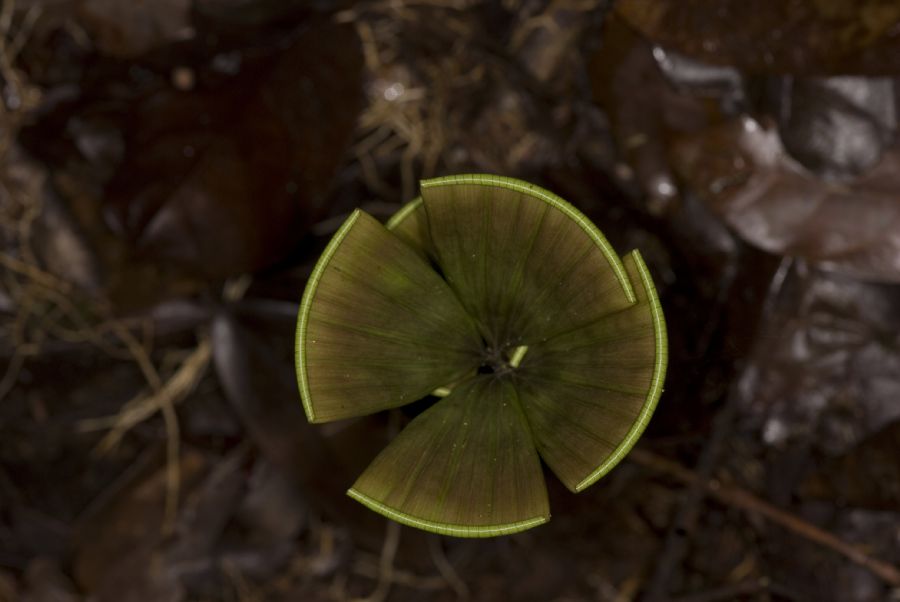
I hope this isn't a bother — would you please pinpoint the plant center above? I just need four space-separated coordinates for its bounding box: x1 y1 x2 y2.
478 344 528 376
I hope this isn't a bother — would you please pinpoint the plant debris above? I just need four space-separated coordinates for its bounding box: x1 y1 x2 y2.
1 2 898 601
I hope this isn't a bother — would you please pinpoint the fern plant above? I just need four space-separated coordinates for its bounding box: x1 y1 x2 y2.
295 174 667 537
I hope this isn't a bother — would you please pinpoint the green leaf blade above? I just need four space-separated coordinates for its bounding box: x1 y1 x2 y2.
419 174 637 347
385 196 434 260
295 210 482 423
518 250 668 492
298 174 669 537
349 376 550 537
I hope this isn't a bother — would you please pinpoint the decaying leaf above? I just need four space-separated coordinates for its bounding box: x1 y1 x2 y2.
776 76 896 180
673 116 900 282
104 20 364 279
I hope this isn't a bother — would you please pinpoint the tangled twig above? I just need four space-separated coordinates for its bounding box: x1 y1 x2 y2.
630 448 900 588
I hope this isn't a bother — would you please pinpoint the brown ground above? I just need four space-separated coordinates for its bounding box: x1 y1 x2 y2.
1 1 899 601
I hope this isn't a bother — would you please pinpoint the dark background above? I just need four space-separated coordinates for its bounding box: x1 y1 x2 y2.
1 1 899 601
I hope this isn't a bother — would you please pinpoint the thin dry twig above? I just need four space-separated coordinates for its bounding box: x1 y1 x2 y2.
353 520 401 602
158 398 181 533
351 559 446 592
6 3 42 61
2 245 197 536
428 536 470 599
78 339 211 441
108 319 163 390
0 252 71 293
0 0 209 544
629 448 900 588
78 337 211 532
102 321 172 532
0 0 40 124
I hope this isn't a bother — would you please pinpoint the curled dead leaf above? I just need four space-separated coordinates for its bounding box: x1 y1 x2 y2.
673 116 900 282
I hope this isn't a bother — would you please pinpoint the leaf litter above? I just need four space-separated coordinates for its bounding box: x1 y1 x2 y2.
1 1 899 601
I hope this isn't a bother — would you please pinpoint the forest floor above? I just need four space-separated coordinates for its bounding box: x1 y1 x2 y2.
1 1 899 601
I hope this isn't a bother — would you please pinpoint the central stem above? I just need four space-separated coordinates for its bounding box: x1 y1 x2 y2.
482 344 529 374
432 345 529 398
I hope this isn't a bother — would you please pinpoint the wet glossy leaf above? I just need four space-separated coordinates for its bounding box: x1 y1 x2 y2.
350 377 549 537
673 116 900 282
776 77 896 180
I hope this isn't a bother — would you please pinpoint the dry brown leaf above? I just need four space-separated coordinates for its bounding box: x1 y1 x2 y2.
78 0 193 58
673 116 900 282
